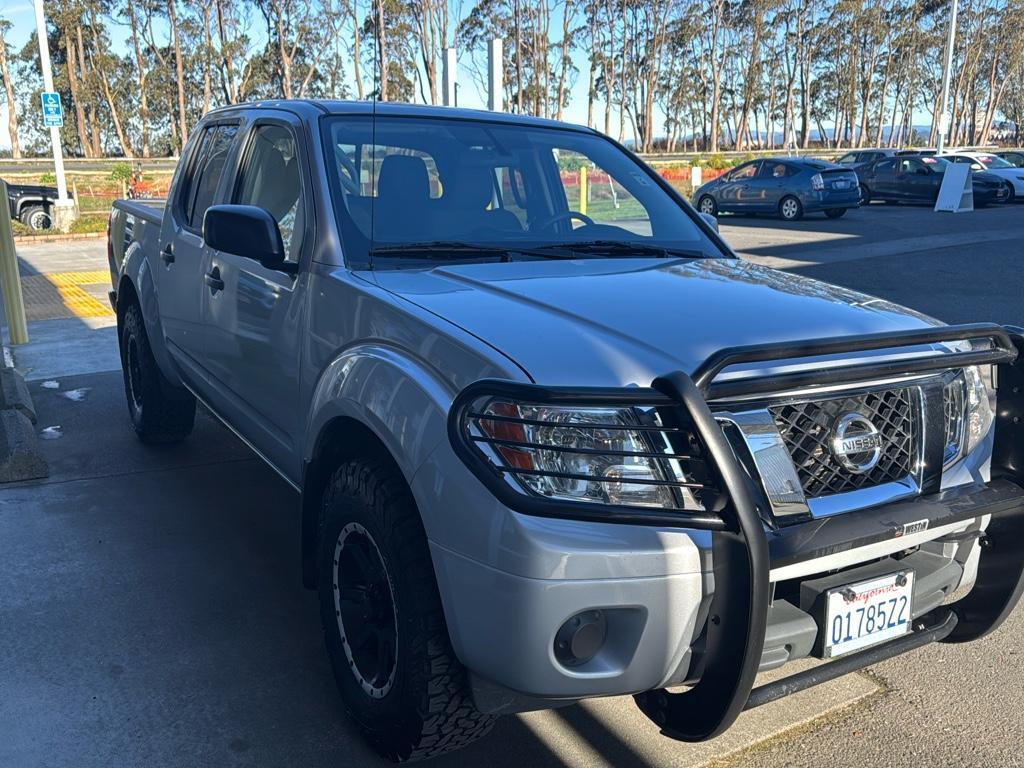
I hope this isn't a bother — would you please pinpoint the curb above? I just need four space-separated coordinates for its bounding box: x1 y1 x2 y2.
0 350 48 482
13 232 106 245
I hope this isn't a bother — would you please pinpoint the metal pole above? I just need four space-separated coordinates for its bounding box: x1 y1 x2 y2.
442 48 457 107
935 0 958 153
0 180 29 346
33 0 69 202
487 38 503 112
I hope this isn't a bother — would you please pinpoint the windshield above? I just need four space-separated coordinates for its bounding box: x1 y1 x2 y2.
920 157 948 172
974 154 1014 169
321 115 723 267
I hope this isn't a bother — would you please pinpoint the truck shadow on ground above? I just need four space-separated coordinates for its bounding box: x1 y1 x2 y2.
2 369 655 768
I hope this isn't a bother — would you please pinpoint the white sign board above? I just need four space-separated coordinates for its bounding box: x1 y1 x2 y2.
934 162 973 213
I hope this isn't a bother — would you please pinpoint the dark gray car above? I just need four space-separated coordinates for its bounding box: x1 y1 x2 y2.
694 158 860 221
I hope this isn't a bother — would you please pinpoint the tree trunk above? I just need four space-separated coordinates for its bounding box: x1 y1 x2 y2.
125 0 150 157
216 0 238 102
168 0 189 146
352 2 364 99
202 5 213 115
375 0 388 100
0 24 20 158
63 30 90 157
88 20 132 156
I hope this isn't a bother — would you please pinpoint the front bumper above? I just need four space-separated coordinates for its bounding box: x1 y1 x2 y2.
444 323 1024 739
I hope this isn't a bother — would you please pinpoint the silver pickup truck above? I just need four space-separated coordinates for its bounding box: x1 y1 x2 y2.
107 100 1024 762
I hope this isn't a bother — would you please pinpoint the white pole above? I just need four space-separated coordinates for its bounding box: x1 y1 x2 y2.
33 0 69 202
935 0 958 153
487 38 503 112
442 48 457 107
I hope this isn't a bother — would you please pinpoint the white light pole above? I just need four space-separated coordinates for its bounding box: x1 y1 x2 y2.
442 48 457 107
935 0 959 153
33 0 75 231
487 39 503 112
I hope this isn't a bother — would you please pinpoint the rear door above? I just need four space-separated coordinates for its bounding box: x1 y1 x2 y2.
750 160 793 211
156 121 239 386
201 113 310 480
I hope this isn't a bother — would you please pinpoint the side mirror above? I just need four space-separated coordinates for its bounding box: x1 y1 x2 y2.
203 204 294 273
971 164 983 171
699 211 719 232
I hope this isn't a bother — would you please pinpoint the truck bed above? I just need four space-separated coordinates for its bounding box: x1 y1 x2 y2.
108 199 167 292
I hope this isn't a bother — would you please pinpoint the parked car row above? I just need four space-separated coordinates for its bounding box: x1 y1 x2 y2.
695 158 861 221
694 147 1022 221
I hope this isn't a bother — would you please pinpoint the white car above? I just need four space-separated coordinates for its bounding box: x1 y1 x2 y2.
939 151 1024 201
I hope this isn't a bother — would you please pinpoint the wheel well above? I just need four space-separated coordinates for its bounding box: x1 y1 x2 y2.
17 199 49 216
300 416 408 589
115 276 140 339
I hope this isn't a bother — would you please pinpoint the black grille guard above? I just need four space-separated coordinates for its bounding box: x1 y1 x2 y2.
447 323 1024 742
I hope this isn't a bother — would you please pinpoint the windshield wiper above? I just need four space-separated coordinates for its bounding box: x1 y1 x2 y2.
369 241 576 261
536 240 710 259
532 241 708 260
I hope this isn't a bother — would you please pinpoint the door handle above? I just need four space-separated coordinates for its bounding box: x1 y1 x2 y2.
160 245 175 265
204 268 224 294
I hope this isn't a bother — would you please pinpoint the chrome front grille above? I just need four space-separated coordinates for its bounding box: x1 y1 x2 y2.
769 388 918 499
942 376 965 464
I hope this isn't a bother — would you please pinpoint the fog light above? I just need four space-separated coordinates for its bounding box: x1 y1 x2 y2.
554 610 607 667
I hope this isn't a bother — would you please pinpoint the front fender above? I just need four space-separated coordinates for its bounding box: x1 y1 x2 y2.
304 344 458 489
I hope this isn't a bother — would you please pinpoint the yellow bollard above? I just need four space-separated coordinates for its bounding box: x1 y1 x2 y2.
579 165 588 216
0 180 29 345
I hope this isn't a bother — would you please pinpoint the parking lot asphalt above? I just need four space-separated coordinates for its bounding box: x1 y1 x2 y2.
3 201 1024 767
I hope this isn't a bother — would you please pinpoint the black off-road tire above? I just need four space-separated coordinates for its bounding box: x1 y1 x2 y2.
119 302 196 442
319 460 495 762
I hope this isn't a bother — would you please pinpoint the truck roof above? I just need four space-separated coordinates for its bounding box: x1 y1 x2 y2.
204 99 598 134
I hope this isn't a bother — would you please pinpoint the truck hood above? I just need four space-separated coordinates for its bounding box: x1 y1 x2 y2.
372 258 940 387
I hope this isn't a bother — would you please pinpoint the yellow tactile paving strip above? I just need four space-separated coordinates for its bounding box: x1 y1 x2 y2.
20 270 115 321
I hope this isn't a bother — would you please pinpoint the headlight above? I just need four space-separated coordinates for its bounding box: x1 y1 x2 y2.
963 365 994 455
465 399 708 511
944 366 994 465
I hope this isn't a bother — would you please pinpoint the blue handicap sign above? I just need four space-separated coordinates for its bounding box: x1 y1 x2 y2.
41 91 64 128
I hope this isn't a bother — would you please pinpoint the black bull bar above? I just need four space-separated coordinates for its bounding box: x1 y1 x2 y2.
448 323 1024 742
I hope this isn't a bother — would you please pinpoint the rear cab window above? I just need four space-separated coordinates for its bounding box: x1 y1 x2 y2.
175 123 239 232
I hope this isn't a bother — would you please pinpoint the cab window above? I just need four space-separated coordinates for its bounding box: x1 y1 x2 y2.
181 124 238 231
233 124 305 262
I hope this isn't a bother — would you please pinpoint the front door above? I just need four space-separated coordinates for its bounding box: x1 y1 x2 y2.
156 123 238 386
718 161 760 211
201 115 309 481
869 159 898 199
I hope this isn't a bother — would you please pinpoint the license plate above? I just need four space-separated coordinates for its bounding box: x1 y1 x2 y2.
823 571 914 658
834 180 850 189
